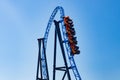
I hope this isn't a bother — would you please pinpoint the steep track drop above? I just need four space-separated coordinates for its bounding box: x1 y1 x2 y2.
38 6 81 80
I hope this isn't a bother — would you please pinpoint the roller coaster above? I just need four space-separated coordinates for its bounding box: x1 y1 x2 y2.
36 6 82 80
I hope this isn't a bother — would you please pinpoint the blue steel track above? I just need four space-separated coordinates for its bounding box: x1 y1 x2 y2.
43 6 81 80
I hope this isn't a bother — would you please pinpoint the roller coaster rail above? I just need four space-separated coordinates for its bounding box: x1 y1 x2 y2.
36 6 81 80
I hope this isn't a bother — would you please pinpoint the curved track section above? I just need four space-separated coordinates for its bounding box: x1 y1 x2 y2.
43 6 81 80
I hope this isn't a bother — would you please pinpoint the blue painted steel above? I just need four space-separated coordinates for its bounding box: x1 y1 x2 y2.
43 6 81 80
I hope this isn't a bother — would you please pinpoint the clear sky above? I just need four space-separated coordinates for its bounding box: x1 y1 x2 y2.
0 0 120 80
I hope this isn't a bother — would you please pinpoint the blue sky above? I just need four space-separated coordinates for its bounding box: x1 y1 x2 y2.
0 0 120 80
